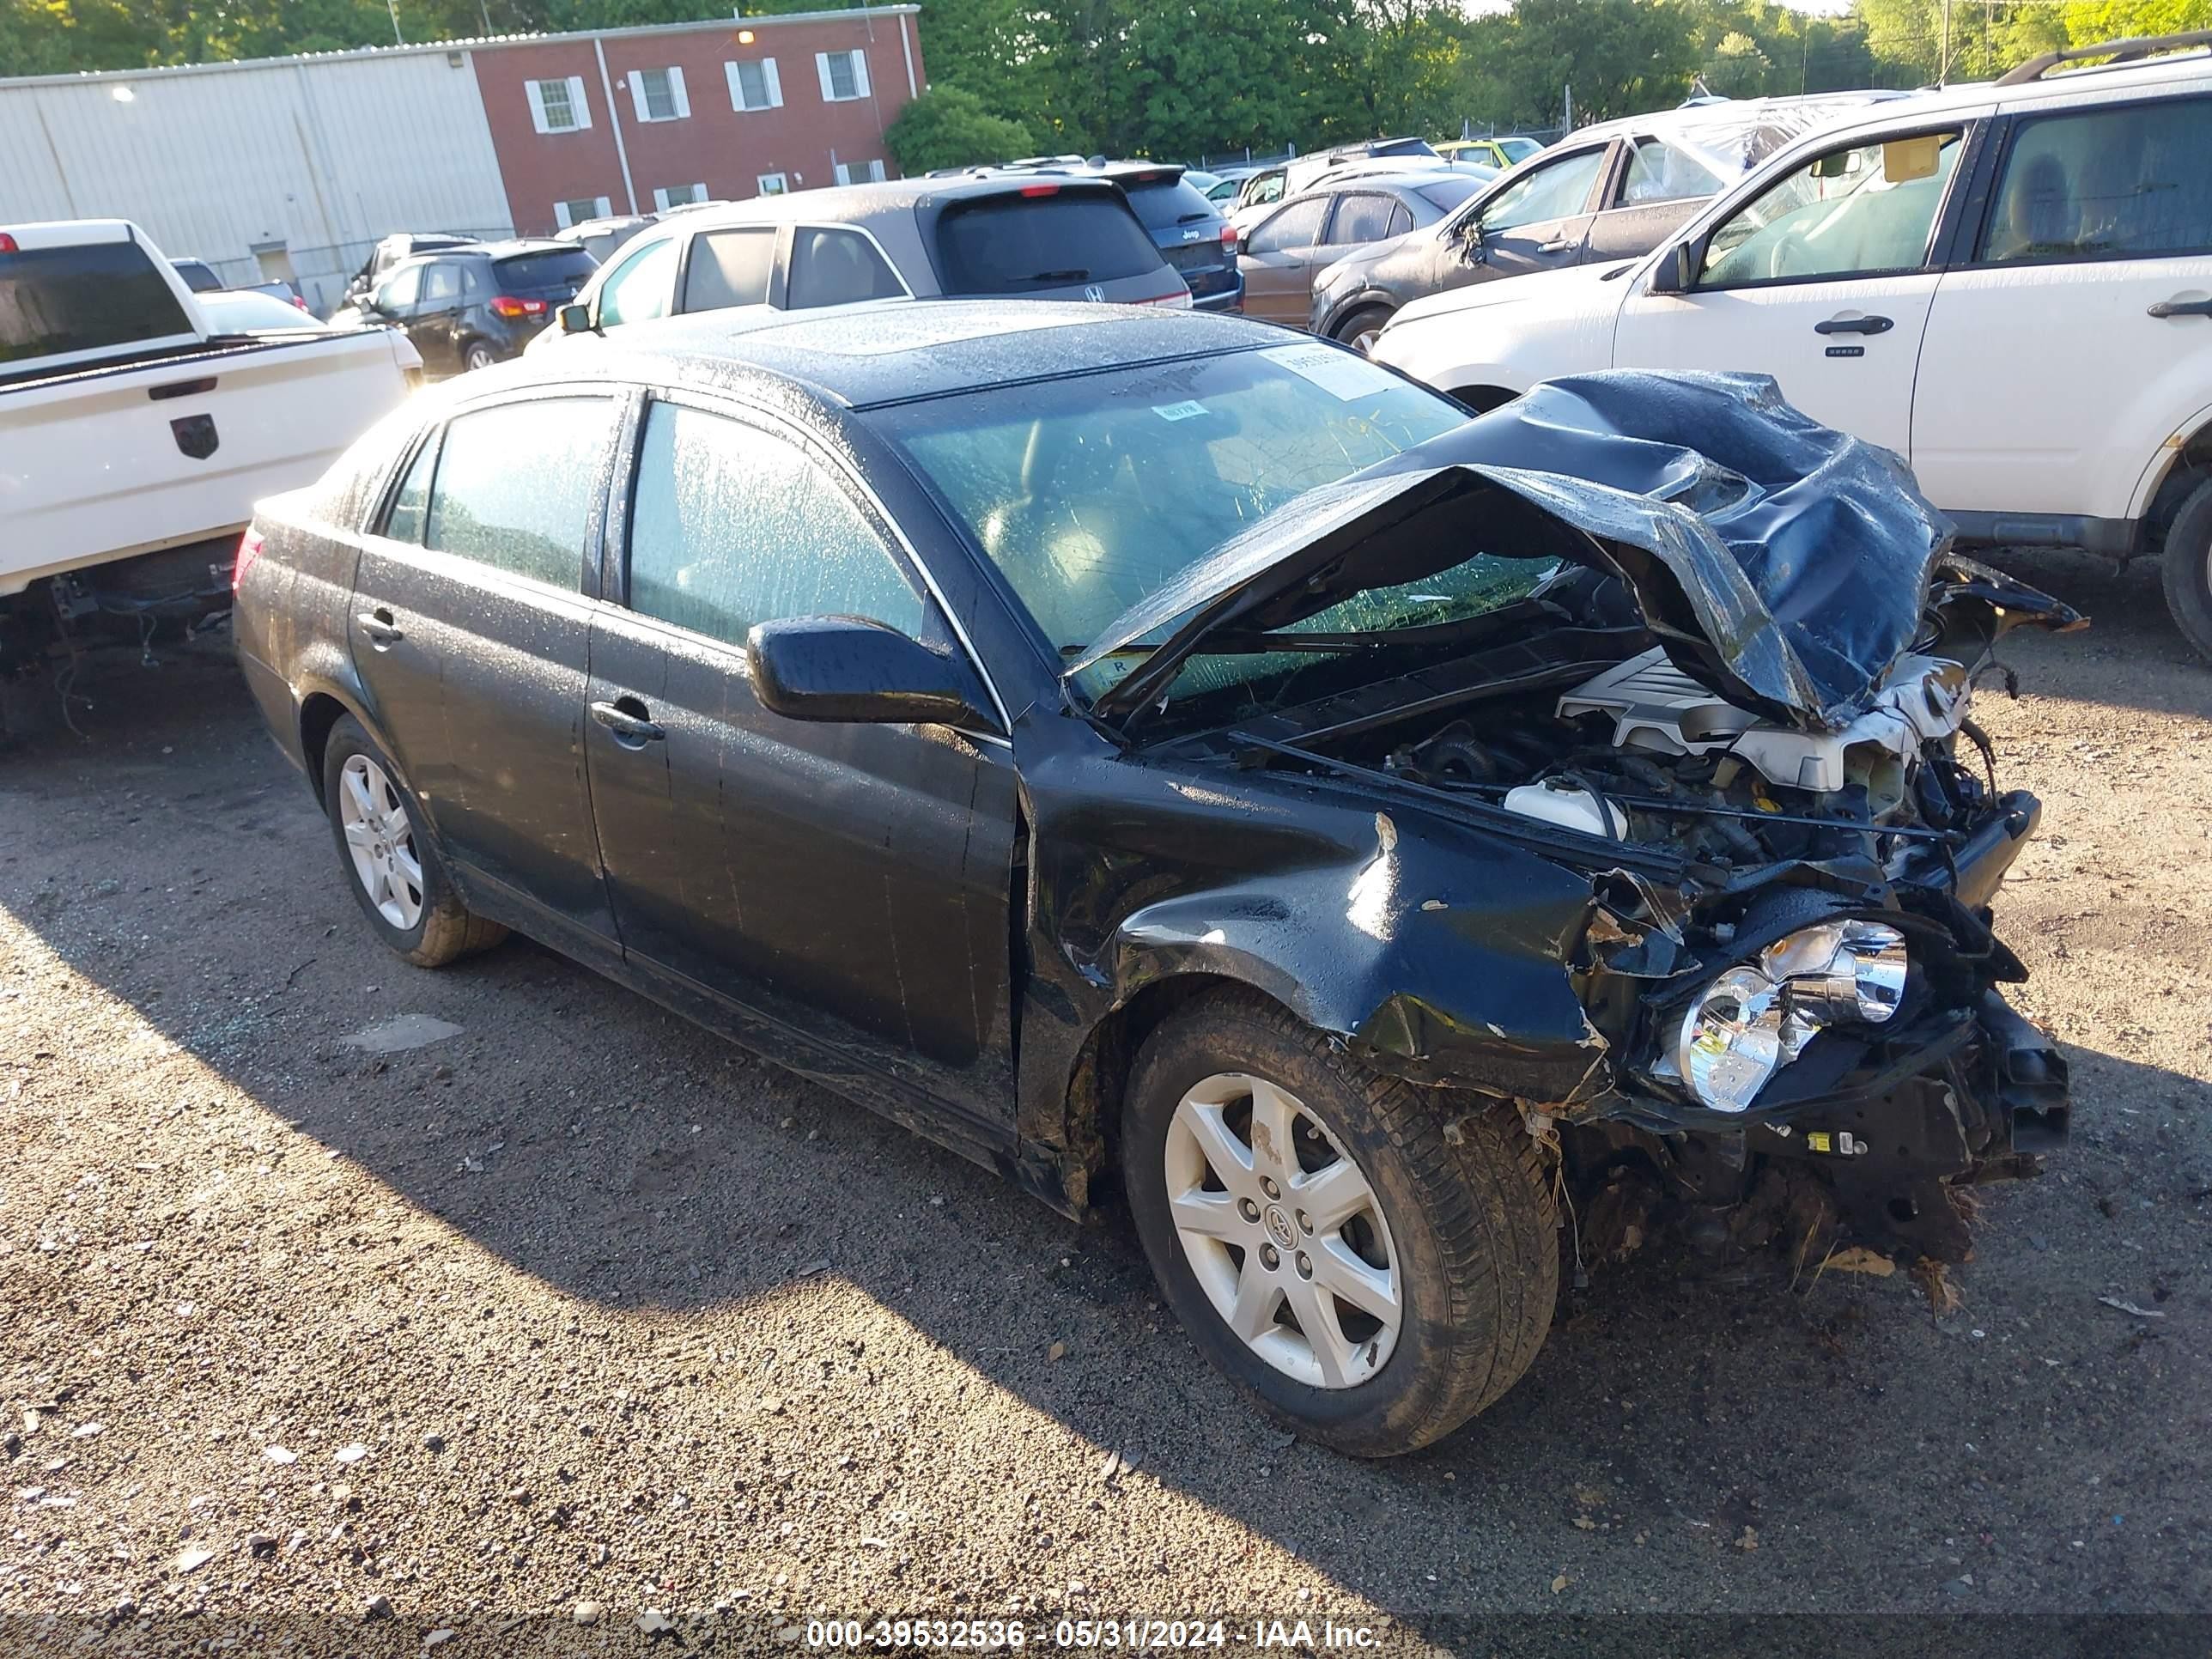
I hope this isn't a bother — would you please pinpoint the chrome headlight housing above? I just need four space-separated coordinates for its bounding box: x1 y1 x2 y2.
1672 920 1909 1114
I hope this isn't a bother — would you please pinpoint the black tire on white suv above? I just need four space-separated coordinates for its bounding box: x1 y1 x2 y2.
2160 477 2212 663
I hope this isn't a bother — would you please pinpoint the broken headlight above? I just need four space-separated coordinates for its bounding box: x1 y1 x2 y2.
1674 921 1909 1114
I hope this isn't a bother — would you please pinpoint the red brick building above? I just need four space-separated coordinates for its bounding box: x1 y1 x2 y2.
472 4 925 234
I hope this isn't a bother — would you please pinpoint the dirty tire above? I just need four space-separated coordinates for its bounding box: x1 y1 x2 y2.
320 715 505 968
462 340 497 373
1123 989 1557 1456
2161 477 2212 663
1331 304 1395 355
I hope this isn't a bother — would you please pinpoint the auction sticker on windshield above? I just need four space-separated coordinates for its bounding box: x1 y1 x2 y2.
1260 341 1402 401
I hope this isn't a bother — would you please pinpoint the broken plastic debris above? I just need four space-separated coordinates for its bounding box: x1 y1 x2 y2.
2095 1296 2166 1319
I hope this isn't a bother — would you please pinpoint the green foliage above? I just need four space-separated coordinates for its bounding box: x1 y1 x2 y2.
882 86 1035 173
5 0 2208 162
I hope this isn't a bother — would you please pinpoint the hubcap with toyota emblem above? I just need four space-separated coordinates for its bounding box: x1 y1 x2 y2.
1162 1072 1401 1389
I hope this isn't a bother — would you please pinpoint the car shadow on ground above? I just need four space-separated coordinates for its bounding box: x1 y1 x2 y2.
2 616 2207 1628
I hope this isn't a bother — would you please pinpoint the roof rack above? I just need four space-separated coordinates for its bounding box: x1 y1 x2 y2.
1996 26 2212 84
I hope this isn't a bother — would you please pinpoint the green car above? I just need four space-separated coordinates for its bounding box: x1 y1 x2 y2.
1436 135 1545 170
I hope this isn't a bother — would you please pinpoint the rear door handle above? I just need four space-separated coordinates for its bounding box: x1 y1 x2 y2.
356 608 404 647
589 697 665 747
1537 239 1577 255
1814 315 1894 336
2148 296 2212 319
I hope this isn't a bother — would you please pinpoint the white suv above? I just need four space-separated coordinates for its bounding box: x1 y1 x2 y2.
1372 34 2212 658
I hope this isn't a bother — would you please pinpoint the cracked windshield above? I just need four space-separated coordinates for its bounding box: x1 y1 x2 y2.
890 343 1559 712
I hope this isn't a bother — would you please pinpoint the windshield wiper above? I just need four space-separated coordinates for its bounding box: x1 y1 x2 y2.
1174 211 1214 225
1019 269 1091 283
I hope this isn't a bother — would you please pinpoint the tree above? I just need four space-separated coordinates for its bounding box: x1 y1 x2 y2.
1702 28 1772 94
883 86 1036 173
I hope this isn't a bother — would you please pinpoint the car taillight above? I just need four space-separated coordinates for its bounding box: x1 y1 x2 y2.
232 527 264 594
489 295 547 319
1220 223 1239 252
1018 183 1060 198
0 233 18 254
290 293 309 310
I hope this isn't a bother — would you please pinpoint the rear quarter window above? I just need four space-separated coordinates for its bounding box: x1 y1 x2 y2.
0 240 194 366
934 192 1164 294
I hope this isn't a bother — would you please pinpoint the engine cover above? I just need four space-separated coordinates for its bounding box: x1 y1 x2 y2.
1558 647 1971 794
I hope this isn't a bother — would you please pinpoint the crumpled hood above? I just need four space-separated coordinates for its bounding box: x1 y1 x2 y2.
1077 370 2081 731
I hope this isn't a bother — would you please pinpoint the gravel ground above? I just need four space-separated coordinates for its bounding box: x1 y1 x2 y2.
1 546 2207 1656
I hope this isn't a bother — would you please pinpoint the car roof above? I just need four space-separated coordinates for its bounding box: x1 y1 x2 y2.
659 173 1133 233
483 300 1275 411
1559 89 1909 149
1713 46 2212 160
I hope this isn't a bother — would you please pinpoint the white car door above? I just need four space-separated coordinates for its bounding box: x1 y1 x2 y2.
1611 122 1972 461
1911 90 2212 520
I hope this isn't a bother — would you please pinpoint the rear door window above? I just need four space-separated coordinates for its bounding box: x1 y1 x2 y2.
1618 137 1728 207
382 434 440 544
420 263 465 305
1981 95 2212 264
1244 197 1328 255
626 402 925 647
787 228 906 308
0 238 194 366
682 228 777 312
423 397 619 588
934 192 1163 294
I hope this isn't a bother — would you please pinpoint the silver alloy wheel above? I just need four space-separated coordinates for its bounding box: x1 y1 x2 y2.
465 343 495 371
1351 325 1383 356
337 753 425 932
1164 1073 1401 1389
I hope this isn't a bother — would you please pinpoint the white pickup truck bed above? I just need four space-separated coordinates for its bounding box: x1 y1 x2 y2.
0 218 420 641
2 327 421 599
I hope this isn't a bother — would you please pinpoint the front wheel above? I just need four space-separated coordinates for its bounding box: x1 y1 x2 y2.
2160 477 2212 662
1122 991 1557 1456
1331 305 1395 356
461 340 497 373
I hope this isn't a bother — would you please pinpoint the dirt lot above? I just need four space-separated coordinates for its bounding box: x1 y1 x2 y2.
2 546 2208 1655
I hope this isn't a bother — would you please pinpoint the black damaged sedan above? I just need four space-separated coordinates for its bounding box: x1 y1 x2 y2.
234 303 2076 1455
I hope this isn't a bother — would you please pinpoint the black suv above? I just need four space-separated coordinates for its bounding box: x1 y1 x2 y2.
337 241 599 374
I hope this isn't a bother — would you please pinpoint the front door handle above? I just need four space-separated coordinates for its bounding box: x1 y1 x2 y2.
2148 296 2212 319
356 608 404 647
589 697 665 747
1814 314 1894 337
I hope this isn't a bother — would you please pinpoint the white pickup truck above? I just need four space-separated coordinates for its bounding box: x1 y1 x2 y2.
1 219 422 674
1371 39 2212 659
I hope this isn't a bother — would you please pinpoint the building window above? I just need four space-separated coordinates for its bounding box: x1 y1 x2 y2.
757 173 790 197
627 66 690 123
653 183 710 212
555 197 612 229
815 49 870 103
527 76 592 134
726 57 782 112
833 160 887 186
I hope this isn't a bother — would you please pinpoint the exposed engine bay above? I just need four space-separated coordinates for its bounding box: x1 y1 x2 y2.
1377 642 1996 871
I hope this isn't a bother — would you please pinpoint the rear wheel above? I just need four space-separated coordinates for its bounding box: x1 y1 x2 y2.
1122 990 1557 1456
461 340 497 373
1331 305 1395 356
2160 477 2212 662
321 716 504 967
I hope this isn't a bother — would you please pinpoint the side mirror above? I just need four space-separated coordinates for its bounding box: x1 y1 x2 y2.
558 302 592 334
1649 240 1698 295
747 615 1000 733
1458 220 1486 263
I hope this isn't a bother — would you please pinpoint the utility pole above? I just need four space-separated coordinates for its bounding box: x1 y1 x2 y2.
386 0 404 45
